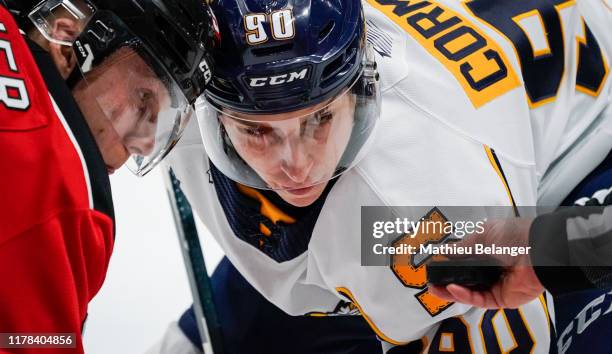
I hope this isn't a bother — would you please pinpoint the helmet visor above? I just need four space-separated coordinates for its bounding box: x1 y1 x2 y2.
71 44 193 176
197 70 380 190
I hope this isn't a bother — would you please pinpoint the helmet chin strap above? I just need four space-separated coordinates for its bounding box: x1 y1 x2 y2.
65 61 84 89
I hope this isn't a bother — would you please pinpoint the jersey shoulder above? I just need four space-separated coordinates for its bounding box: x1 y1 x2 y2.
0 6 54 131
364 0 523 107
364 0 536 163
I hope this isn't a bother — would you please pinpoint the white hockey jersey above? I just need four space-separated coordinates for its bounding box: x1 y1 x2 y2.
160 0 611 352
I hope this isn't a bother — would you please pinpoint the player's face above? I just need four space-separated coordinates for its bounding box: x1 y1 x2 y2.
220 94 356 207
71 47 171 174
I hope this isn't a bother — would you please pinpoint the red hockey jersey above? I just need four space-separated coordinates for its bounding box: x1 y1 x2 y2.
0 6 115 353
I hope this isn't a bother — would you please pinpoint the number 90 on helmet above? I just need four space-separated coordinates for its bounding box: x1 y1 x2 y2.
198 0 381 196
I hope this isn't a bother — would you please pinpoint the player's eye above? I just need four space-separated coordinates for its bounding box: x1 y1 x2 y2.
238 123 284 149
301 110 333 138
137 89 157 123
240 125 272 137
316 111 334 125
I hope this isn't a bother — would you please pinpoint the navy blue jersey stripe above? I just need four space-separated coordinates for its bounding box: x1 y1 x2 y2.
27 37 115 232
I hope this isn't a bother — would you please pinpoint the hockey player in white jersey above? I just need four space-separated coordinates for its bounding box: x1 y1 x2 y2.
150 0 612 353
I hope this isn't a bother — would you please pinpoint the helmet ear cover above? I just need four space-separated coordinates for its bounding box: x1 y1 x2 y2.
28 0 96 46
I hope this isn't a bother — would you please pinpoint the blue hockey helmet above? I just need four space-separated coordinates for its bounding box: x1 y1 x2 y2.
198 0 380 200
205 0 368 113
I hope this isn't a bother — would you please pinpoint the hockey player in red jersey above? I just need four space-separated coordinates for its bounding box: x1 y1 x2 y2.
0 0 214 352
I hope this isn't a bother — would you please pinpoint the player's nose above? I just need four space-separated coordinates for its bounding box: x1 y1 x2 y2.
280 140 313 184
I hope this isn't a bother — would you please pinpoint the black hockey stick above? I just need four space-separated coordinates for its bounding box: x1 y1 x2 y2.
164 167 224 354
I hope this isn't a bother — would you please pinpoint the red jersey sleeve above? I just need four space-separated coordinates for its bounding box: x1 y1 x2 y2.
0 210 114 354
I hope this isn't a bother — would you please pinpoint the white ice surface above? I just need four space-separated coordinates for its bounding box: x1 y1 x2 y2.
83 167 224 354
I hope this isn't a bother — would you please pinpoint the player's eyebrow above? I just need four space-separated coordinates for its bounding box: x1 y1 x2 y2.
231 118 272 128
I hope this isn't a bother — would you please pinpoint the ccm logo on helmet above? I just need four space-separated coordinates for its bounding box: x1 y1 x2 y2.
199 59 212 84
248 67 309 87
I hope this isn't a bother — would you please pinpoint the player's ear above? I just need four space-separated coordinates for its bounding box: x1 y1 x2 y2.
47 17 79 79
48 43 77 79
